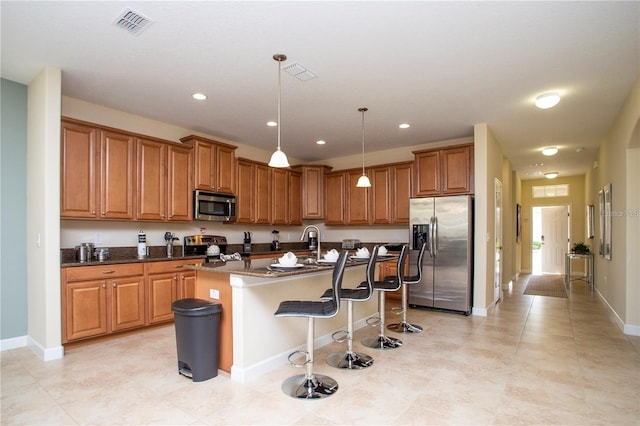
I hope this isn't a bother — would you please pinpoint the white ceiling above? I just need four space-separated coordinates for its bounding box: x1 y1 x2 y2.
2 1 638 179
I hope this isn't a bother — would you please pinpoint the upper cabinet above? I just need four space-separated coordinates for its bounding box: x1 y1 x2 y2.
370 161 413 225
62 118 193 222
291 165 332 220
180 135 236 195
413 144 474 197
272 168 302 226
61 118 135 220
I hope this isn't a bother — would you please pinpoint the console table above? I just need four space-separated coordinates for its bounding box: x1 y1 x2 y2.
564 253 594 292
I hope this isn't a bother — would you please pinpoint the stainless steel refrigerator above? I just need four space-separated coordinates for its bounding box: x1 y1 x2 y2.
408 196 473 314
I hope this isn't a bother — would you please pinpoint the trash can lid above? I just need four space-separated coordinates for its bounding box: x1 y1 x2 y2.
171 298 222 316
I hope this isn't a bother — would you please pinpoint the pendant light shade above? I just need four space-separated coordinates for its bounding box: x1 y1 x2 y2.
356 107 371 188
268 54 290 168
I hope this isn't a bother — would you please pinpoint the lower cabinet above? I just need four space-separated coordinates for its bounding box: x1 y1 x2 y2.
62 263 145 343
146 260 197 324
62 259 200 344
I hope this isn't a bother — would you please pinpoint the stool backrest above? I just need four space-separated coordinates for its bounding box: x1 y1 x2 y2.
404 242 427 284
360 245 379 298
327 250 350 317
393 244 409 290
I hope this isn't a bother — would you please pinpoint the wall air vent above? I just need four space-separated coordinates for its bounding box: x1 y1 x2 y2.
284 63 317 81
114 8 153 35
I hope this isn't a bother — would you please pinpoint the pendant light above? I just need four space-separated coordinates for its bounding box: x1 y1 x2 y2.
268 54 290 168
356 107 371 187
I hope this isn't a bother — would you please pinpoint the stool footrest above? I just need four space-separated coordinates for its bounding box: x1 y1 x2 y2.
391 306 404 315
287 350 310 367
365 315 381 326
331 330 348 343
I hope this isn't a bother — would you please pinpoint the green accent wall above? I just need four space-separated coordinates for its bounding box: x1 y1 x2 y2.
1 78 28 339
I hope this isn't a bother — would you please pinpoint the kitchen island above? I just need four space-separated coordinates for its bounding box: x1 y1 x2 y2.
190 255 381 383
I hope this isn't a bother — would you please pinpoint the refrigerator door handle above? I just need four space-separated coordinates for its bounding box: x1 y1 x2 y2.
431 216 437 257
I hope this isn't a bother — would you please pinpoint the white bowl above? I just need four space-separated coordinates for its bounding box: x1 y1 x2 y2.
356 248 369 258
279 252 298 267
378 246 388 255
324 251 339 262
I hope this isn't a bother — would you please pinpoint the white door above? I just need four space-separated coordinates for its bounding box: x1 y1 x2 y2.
540 206 568 274
494 178 503 303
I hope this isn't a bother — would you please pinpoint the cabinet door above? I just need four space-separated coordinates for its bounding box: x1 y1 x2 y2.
216 145 236 194
324 172 346 225
346 170 370 224
64 280 108 342
441 145 472 194
110 276 146 331
194 141 215 191
178 272 196 299
271 168 289 225
370 166 392 224
100 130 135 219
167 144 193 221
136 138 166 221
235 160 255 223
288 171 302 225
393 163 412 224
414 150 441 197
147 273 177 324
61 121 99 218
254 164 272 224
300 166 325 219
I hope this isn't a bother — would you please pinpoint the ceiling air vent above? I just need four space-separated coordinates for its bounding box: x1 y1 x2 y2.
284 63 317 81
114 8 153 35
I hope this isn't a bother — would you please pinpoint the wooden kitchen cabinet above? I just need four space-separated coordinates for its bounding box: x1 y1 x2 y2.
324 171 347 225
393 162 412 223
181 135 236 194
292 165 332 219
288 171 302 225
145 260 199 324
235 158 272 224
413 144 474 197
62 263 145 343
370 166 393 224
136 137 193 222
324 169 370 225
61 118 135 220
272 168 302 225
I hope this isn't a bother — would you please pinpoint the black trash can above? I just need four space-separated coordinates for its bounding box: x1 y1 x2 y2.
171 298 222 382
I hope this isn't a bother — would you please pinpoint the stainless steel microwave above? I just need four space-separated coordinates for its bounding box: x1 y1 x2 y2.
193 191 237 222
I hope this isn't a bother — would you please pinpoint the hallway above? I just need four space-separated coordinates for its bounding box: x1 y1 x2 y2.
2 274 639 425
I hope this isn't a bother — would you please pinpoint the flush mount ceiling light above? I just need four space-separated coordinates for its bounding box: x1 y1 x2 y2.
266 121 277 127
399 123 410 129
535 92 561 109
542 147 558 156
316 140 326 145
192 93 207 101
356 107 371 188
268 54 290 168
545 172 559 179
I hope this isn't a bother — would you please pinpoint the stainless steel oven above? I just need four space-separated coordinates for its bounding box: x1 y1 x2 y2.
193 191 236 222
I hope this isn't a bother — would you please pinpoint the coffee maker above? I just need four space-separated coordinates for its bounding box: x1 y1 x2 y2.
308 231 318 250
271 230 280 251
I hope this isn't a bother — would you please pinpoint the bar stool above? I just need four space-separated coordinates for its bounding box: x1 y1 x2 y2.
321 245 379 370
274 250 349 399
387 242 426 333
360 244 408 350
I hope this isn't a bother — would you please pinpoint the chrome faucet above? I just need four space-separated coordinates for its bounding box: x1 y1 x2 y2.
300 225 321 262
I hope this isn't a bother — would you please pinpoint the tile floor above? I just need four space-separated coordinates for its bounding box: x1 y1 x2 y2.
2 274 639 425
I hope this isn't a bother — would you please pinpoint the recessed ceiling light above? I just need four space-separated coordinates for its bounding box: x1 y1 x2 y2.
542 147 558 156
192 93 207 100
316 140 326 145
545 172 559 179
267 121 278 127
535 92 560 109
399 123 410 129
576 147 584 153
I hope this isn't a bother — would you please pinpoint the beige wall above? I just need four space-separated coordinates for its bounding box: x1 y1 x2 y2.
520 175 587 273
592 75 640 334
27 66 63 359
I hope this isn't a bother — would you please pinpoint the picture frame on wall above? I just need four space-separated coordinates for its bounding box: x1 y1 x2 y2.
604 183 612 260
516 203 522 242
586 204 595 240
598 190 605 257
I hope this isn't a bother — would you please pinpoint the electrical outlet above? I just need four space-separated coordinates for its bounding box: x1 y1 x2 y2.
95 233 102 244
209 289 220 299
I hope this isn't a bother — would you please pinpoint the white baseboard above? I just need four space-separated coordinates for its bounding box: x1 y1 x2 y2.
596 290 640 336
230 317 370 383
472 306 488 316
0 335 28 351
502 280 513 291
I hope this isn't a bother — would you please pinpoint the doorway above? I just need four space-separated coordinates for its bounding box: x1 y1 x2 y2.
532 205 570 274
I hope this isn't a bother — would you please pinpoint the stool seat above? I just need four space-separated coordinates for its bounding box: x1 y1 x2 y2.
274 250 349 399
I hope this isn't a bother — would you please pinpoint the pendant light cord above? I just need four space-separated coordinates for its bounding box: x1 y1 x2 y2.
277 58 282 151
359 107 368 175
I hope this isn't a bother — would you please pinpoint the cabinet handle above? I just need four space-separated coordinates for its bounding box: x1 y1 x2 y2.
113 283 117 288
101 211 106 216
102 283 106 289
174 276 178 281
101 270 115 274
162 214 165 218
174 265 184 269
92 210 96 215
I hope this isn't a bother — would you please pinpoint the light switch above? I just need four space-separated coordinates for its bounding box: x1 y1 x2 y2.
209 289 220 299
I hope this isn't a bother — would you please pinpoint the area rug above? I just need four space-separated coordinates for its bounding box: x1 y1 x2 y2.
523 274 568 298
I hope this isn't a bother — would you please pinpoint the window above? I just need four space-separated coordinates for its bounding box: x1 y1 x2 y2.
532 184 569 198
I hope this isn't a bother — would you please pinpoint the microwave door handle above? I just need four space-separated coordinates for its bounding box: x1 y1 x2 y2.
225 200 231 221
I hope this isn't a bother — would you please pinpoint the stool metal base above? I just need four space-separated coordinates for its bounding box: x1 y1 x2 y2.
387 321 423 334
327 351 374 370
361 335 402 349
281 374 338 399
